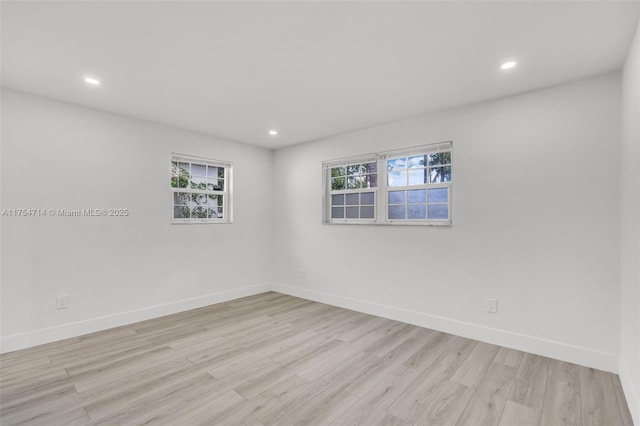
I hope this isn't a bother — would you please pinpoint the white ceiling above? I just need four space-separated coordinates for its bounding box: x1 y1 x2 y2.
2 1 639 149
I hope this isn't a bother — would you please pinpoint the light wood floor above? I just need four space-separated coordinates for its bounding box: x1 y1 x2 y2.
0 292 633 426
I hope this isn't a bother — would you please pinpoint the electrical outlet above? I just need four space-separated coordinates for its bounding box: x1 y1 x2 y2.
56 295 69 309
486 298 497 313
299 269 306 278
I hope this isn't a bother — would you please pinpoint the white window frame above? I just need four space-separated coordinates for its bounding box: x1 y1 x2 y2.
323 141 452 226
171 153 233 224
322 154 379 224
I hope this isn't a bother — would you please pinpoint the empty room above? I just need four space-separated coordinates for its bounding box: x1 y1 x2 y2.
1 1 639 425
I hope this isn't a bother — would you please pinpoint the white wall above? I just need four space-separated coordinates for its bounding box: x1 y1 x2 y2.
272 73 622 372
0 89 273 352
620 19 640 425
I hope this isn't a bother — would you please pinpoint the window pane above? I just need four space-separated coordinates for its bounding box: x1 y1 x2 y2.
207 194 219 205
332 177 345 190
207 166 218 177
174 206 190 218
360 206 374 219
387 157 406 170
346 206 359 218
388 170 407 186
331 207 344 219
427 188 448 203
360 192 375 205
174 192 190 205
347 176 361 189
175 163 189 188
170 161 181 188
191 206 207 218
388 191 405 205
191 164 206 176
193 193 208 205
388 205 406 219
190 175 206 189
347 164 366 176
207 178 223 191
365 162 377 173
366 174 378 188
331 167 345 178
428 151 451 166
207 207 221 218
408 205 427 219
331 194 344 206
345 193 359 205
428 166 452 183
408 169 427 185
408 155 426 168
407 189 426 204
428 204 449 219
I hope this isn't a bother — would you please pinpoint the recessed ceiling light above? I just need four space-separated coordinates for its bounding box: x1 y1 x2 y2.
268 130 278 136
84 76 101 86
500 61 517 70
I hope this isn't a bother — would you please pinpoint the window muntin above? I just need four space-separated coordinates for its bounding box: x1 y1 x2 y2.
171 155 231 223
324 142 452 225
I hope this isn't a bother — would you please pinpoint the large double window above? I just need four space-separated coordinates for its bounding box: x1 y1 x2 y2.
171 154 232 223
324 142 452 225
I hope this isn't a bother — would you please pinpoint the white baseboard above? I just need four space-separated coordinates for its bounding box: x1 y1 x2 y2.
271 282 619 373
619 358 640 425
0 283 271 354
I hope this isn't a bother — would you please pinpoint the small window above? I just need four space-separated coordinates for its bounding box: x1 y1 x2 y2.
326 158 378 223
386 150 451 222
328 158 378 222
323 142 452 226
171 154 232 224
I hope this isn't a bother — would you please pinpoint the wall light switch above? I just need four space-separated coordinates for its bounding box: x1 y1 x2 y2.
486 298 497 313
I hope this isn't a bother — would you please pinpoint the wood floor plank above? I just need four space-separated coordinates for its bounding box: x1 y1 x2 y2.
412 379 474 426
229 374 315 424
540 377 582 426
387 336 476 422
331 364 427 425
79 358 201 419
402 331 454 370
26 408 90 426
508 353 549 410
450 341 500 387
498 400 541 426
0 292 634 426
72 345 180 393
93 374 222 424
0 354 51 375
493 347 524 368
547 358 580 385
455 362 517 426
611 374 634 426
1 385 80 425
579 367 624 426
